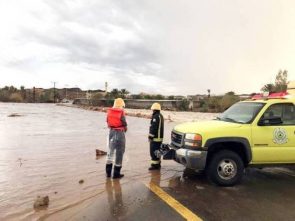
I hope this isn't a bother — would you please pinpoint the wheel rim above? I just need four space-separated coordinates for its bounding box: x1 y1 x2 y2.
217 159 237 180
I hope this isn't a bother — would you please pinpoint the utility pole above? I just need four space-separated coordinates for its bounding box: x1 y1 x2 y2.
207 89 211 98
64 84 68 100
75 85 79 99
33 87 36 103
105 82 108 93
53 82 57 103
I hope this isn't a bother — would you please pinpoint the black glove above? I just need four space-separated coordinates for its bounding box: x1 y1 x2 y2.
148 135 153 142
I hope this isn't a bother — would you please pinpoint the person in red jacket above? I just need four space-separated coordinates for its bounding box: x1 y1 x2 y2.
106 98 127 179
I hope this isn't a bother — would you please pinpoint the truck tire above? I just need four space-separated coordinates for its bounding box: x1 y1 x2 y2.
207 150 244 186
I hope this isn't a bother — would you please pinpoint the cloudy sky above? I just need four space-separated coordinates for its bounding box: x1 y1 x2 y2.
0 0 295 95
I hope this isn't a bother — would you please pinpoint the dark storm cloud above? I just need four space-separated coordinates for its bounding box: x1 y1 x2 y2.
15 0 160 76
2 0 295 94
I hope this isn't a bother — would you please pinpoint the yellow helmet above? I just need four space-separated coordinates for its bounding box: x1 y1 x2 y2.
113 98 125 108
151 102 161 111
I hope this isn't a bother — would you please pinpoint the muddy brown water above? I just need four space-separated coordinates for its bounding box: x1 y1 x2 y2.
0 103 186 221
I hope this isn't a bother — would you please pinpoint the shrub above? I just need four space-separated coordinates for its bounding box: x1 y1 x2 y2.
207 97 221 112
178 99 190 111
0 90 10 102
9 93 23 102
90 93 104 105
220 95 240 111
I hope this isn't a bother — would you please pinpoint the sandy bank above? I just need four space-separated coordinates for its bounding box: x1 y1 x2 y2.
59 104 219 123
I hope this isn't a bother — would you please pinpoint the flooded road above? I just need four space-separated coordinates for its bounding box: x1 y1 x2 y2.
1 103 295 221
0 103 180 220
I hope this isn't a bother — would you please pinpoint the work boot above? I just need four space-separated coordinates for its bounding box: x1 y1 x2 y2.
113 166 124 179
148 164 161 171
106 163 113 178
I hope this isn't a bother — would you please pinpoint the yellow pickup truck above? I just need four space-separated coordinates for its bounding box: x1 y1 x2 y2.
170 92 295 186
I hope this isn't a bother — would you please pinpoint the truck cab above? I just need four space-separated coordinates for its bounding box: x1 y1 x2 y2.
170 92 295 186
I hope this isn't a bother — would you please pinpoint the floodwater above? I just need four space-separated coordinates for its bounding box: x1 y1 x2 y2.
0 103 180 221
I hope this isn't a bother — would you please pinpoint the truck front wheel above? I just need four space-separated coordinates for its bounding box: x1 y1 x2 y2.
207 150 244 186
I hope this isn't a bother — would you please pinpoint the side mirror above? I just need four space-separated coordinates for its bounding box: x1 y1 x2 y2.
258 116 283 126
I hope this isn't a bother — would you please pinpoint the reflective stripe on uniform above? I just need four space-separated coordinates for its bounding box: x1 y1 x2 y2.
158 115 162 139
151 115 162 142
153 138 163 142
149 133 155 137
151 160 161 165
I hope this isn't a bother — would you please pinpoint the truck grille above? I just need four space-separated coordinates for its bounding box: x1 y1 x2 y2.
171 131 184 147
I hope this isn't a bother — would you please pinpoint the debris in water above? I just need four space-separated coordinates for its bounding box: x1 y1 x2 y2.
54 191 58 194
136 113 142 117
196 185 205 190
17 158 23 167
33 196 49 209
96 149 107 156
8 113 23 117
79 179 84 184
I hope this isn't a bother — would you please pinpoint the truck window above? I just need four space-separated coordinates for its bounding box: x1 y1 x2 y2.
261 103 295 125
218 102 265 124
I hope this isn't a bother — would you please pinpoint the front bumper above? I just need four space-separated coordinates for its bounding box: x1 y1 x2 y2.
174 148 207 170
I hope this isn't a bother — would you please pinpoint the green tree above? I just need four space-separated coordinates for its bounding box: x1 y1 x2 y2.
0 90 10 102
220 94 240 111
90 92 104 105
207 97 221 111
274 70 288 92
20 86 26 100
261 70 288 93
154 94 165 100
143 94 153 99
110 88 120 99
40 90 54 103
8 86 17 93
226 91 235 96
120 89 130 98
178 99 190 111
131 94 144 99
261 83 275 93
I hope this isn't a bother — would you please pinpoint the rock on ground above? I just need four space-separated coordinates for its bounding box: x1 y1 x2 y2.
33 196 49 209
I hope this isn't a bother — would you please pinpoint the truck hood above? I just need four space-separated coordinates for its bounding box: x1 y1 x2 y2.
173 120 243 134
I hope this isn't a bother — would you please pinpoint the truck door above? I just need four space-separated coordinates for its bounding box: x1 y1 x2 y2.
251 103 295 163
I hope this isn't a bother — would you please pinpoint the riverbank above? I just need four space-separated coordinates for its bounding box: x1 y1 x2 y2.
58 104 219 122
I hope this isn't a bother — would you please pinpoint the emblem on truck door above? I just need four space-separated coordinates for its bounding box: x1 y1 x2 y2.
273 128 288 144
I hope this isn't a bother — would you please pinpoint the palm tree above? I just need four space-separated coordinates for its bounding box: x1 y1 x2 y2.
120 89 130 98
110 88 120 98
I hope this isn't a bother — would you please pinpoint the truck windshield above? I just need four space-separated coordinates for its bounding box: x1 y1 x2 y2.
217 102 265 124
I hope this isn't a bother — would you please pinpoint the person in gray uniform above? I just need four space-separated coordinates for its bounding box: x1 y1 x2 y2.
106 98 127 179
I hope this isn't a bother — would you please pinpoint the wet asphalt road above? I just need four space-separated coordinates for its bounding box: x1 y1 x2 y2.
48 166 295 221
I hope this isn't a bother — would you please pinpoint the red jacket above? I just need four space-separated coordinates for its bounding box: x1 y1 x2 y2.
107 108 127 131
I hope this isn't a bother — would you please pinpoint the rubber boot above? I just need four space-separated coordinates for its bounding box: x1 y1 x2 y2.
106 164 113 178
113 166 124 179
148 164 161 171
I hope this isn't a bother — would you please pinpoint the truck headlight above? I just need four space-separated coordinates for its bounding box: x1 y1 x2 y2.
184 133 202 147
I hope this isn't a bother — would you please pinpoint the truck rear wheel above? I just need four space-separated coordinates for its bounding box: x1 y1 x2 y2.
207 150 244 186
